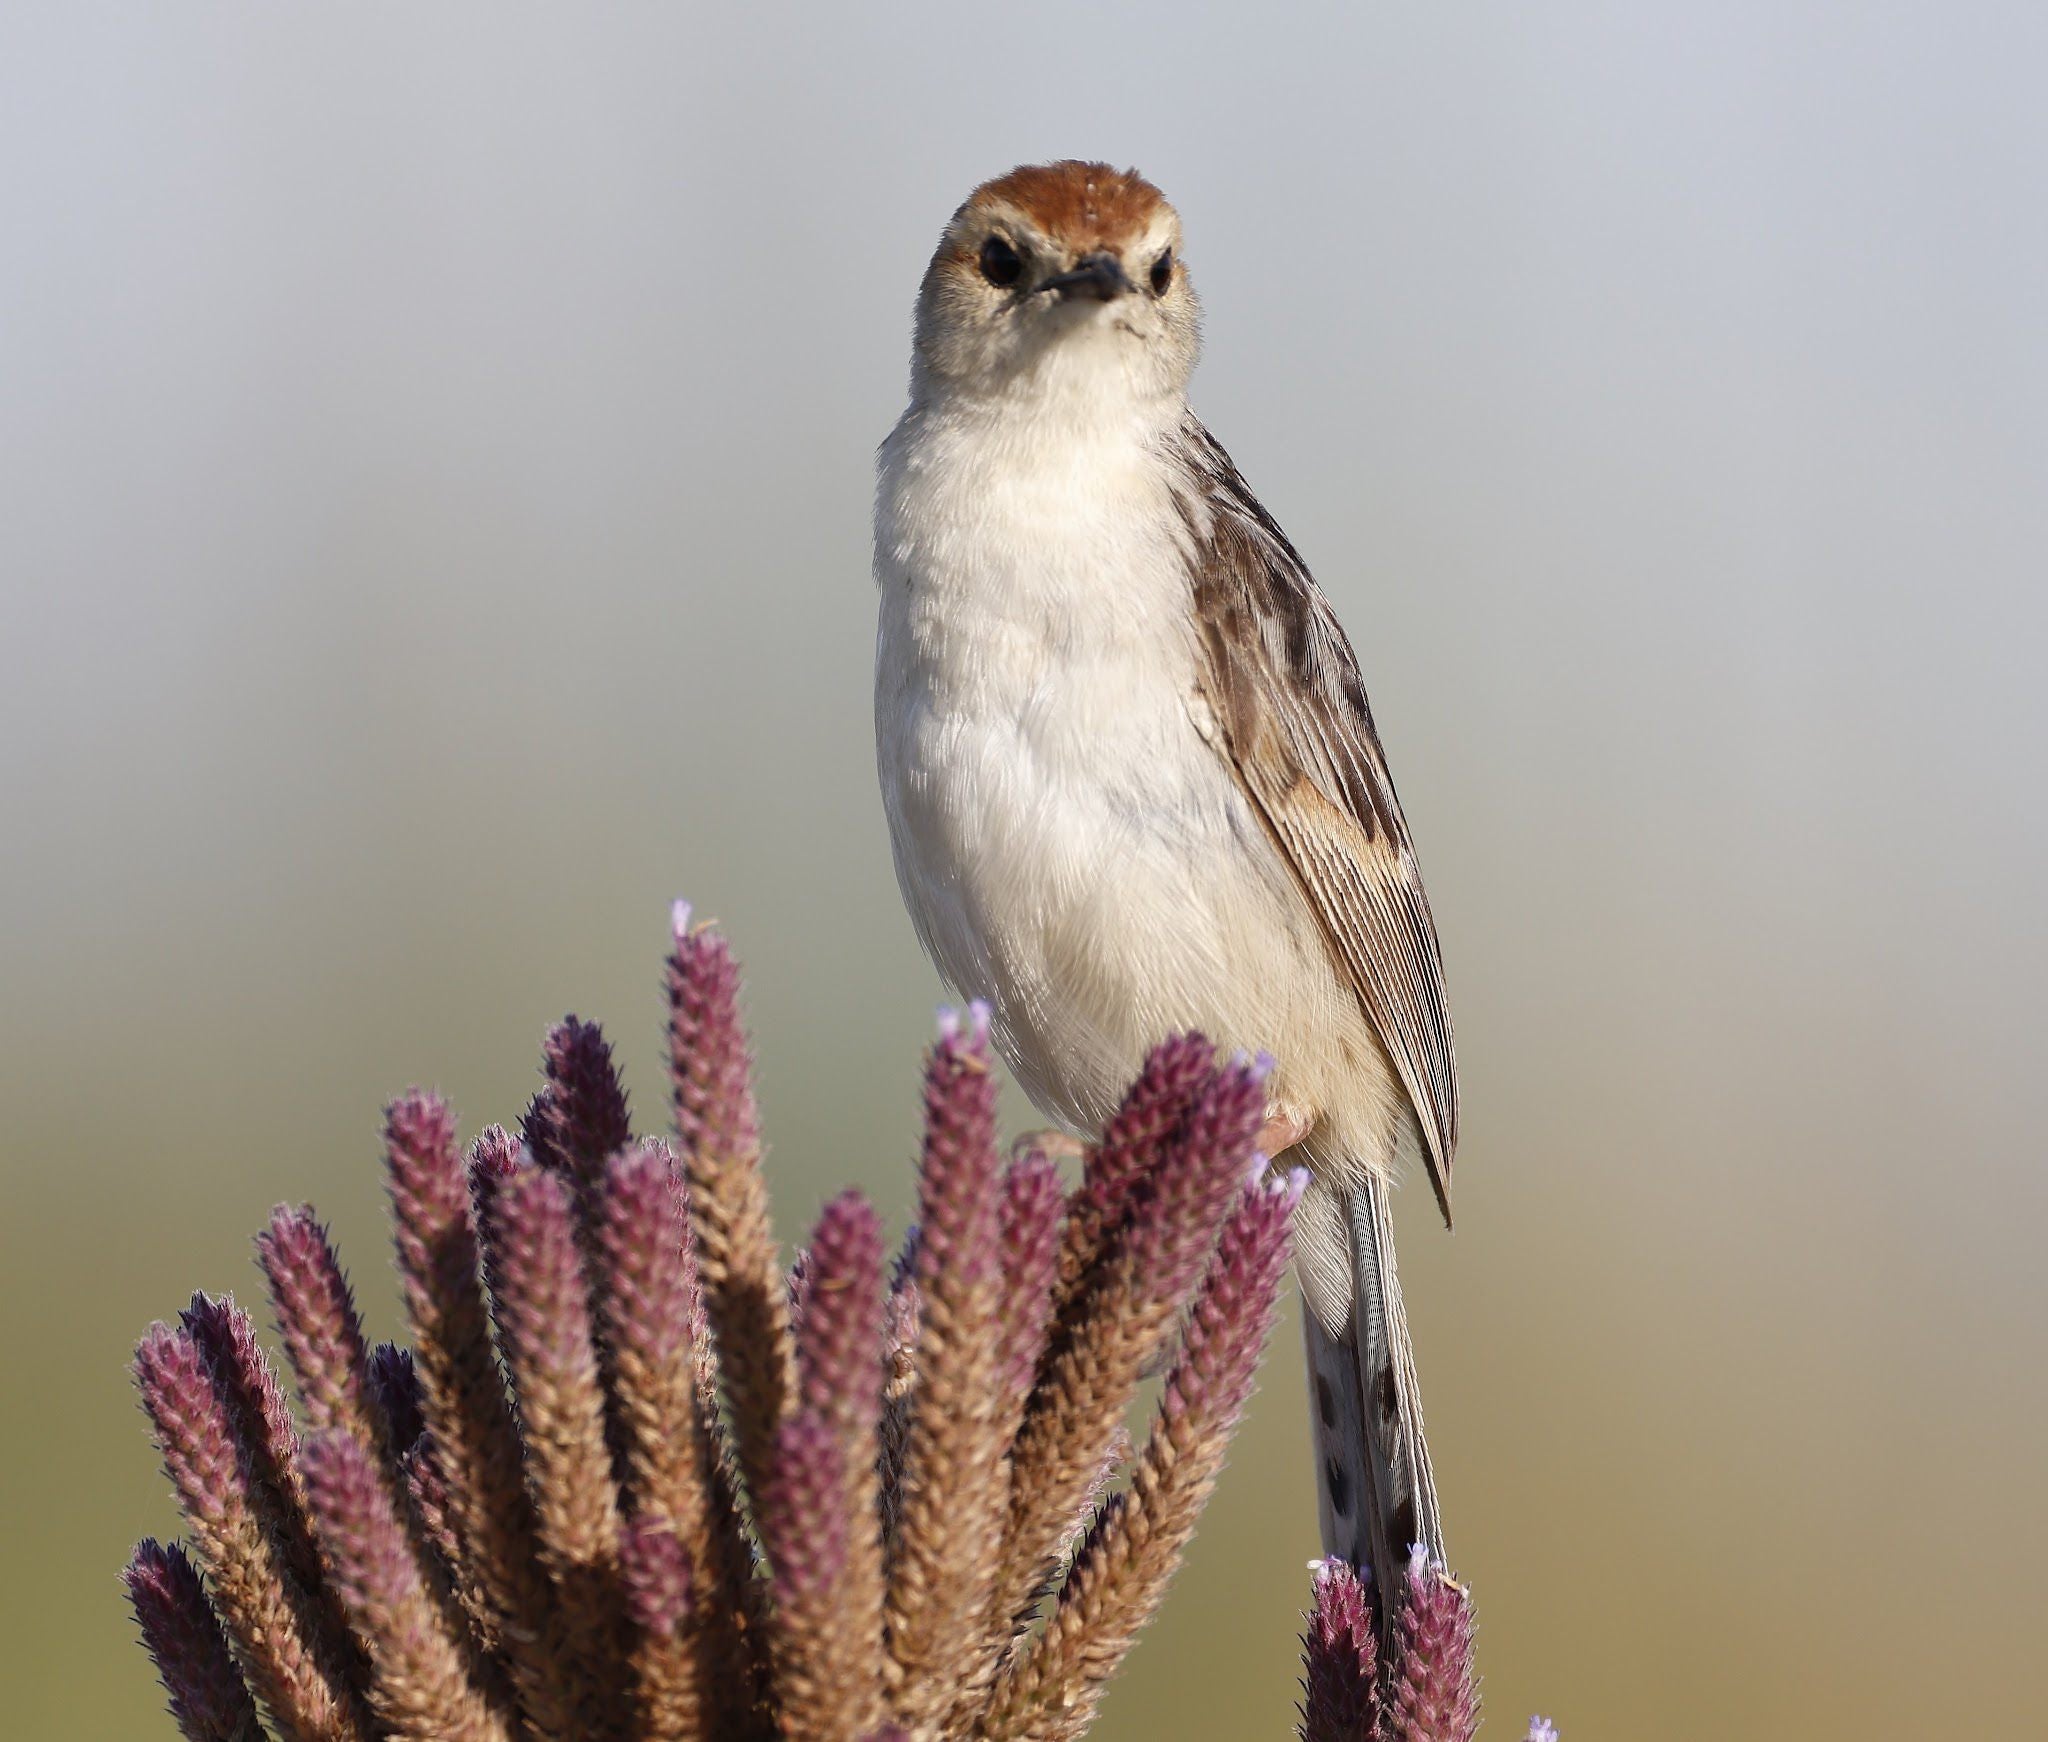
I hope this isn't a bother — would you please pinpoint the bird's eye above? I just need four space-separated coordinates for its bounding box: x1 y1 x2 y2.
1149 248 1174 295
979 236 1024 288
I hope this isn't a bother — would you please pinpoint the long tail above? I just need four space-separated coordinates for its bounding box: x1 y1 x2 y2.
1302 1171 1443 1631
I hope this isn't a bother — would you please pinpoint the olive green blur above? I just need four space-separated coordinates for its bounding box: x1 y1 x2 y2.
4 6 2044 1739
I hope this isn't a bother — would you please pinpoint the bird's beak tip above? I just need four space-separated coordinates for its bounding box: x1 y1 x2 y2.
1037 253 1135 302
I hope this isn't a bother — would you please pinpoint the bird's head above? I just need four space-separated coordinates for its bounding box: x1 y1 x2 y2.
912 161 1200 408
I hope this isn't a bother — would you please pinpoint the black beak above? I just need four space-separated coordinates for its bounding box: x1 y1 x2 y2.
1036 252 1134 302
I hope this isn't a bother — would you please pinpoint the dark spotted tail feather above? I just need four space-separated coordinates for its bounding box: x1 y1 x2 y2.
1304 1172 1443 1637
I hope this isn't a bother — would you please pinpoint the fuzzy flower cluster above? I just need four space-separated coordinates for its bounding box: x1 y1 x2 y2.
128 906 1321 1742
1299 1550 1539 1742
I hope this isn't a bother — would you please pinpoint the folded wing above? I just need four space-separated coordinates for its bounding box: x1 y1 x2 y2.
1172 419 1459 1218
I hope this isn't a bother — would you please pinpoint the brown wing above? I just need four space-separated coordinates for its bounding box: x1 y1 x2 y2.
1173 419 1460 1220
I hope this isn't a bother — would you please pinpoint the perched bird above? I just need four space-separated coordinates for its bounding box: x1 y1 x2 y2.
873 161 1458 1619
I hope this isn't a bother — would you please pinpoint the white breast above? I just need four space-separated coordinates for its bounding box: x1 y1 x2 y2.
873 396 1354 1132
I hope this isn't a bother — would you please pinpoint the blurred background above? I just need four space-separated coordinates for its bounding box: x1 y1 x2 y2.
5 5 2044 1737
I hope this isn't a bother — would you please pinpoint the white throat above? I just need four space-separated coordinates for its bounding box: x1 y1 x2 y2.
911 318 1188 443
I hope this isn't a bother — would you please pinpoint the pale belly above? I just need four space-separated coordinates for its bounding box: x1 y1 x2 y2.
875 590 1378 1142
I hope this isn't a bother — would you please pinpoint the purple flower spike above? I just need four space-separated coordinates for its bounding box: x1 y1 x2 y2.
618 1508 705 1742
794 1190 889 1727
1124 1053 1271 1311
666 914 762 1168
797 1191 887 1439
258 1206 379 1447
1161 1169 1296 1442
994 1046 1270 1646
482 1163 621 1581
1388 1550 1480 1742
599 1141 697 1381
124 912 1525 1740
134 1323 361 1740
760 1408 848 1606
297 1431 415 1618
997 1153 1065 1410
125 1538 261 1742
485 1162 597 1379
918 1007 1003 1291
176 1293 302 1523
991 1143 1300 1742
667 911 794 1544
385 1094 483 1334
135 1325 258 1553
1300 1559 1378 1742
177 1294 296 1456
383 1093 560 1650
760 1407 871 1735
526 1015 633 1176
299 1431 505 1742
481 1159 631 1734
618 1514 693 1639
402 1437 464 1581
1062 1033 1217 1295
368 1342 425 1456
600 1138 711 1541
897 1005 1007 1561
467 1122 521 1192
520 1087 562 1173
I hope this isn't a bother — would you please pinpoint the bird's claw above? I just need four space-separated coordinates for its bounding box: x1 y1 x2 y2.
1258 1103 1316 1159
1012 1128 1088 1166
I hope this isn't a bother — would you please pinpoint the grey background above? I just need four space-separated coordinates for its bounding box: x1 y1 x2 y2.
5 5 2044 1737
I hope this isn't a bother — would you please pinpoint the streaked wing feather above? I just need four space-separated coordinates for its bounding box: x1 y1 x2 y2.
1173 419 1459 1214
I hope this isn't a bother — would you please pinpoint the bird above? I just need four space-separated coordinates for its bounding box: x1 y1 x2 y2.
872 160 1458 1623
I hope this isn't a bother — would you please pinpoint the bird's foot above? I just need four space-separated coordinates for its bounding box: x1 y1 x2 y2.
1258 1102 1316 1161
1012 1128 1089 1166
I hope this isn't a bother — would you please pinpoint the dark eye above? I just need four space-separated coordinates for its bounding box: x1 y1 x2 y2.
979 235 1023 288
1149 248 1174 295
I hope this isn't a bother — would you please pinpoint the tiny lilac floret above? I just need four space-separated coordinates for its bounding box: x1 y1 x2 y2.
935 1001 993 1046
670 897 692 941
1526 1721 1560 1742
